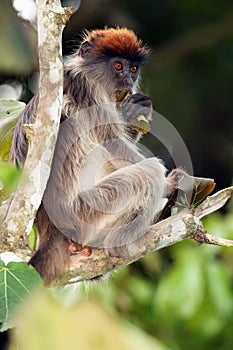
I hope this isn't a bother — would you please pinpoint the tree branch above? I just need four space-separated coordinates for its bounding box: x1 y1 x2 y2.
0 1 72 258
194 232 233 248
54 186 233 286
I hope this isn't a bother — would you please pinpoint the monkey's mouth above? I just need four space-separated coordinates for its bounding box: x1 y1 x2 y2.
115 89 132 102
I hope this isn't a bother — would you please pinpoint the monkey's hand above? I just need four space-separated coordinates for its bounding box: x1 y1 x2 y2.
122 92 152 123
121 93 152 136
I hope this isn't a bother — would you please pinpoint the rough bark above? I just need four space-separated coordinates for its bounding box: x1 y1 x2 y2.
0 1 72 259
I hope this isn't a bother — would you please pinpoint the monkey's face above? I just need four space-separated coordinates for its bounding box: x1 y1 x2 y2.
78 38 144 101
80 56 141 102
104 57 140 100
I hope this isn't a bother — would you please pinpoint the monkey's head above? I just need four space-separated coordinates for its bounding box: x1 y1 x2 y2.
78 28 150 100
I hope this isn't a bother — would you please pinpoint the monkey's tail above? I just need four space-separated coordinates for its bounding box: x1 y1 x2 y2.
29 229 70 286
29 205 71 286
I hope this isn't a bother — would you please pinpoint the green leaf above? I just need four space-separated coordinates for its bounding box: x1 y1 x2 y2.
0 100 25 161
28 225 39 251
0 261 43 331
154 249 204 320
127 277 153 305
0 162 20 186
0 0 36 75
0 162 21 202
11 297 168 350
206 262 233 315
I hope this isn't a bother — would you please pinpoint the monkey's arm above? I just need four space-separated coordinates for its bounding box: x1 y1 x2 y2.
10 94 39 166
121 93 152 123
121 93 152 140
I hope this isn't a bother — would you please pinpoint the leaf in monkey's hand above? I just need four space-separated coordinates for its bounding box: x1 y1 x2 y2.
116 88 132 103
0 100 25 161
116 90 151 134
129 114 151 134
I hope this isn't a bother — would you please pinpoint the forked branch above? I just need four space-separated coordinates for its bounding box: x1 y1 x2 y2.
55 186 233 286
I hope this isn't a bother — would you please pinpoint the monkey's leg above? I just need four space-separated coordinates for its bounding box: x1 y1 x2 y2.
29 204 71 286
31 158 167 284
55 158 167 250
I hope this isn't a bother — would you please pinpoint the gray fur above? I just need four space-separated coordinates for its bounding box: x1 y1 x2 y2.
10 34 177 284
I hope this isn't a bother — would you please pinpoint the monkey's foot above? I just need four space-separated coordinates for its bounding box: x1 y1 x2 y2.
68 240 92 257
165 168 184 198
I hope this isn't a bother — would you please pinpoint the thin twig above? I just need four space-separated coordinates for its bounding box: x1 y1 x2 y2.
194 232 233 247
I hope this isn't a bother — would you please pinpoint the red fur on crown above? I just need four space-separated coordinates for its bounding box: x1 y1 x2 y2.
84 28 150 61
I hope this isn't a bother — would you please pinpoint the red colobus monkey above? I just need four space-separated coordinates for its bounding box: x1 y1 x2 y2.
10 28 179 285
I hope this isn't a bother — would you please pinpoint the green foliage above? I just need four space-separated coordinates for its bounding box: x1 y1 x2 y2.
2 212 231 349
0 99 24 201
4 207 233 350
0 99 25 161
0 0 36 74
28 225 39 251
11 295 167 350
87 210 233 350
0 162 21 203
155 247 204 320
0 261 43 331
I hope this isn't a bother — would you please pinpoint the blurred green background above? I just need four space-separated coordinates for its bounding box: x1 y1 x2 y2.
0 0 233 349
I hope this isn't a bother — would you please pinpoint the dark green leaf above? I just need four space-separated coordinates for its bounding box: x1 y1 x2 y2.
0 0 36 74
0 100 25 161
154 249 204 319
206 262 233 315
0 162 21 202
0 261 43 331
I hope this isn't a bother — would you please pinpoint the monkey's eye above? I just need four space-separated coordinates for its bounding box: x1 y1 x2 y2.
114 62 123 71
131 66 138 73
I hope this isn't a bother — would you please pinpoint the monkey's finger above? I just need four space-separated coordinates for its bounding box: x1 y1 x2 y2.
122 103 152 123
125 93 152 108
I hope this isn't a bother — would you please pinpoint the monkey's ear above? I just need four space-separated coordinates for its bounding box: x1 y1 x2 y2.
79 41 93 58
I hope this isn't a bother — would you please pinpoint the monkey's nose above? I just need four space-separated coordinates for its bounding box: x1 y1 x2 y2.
123 77 133 88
